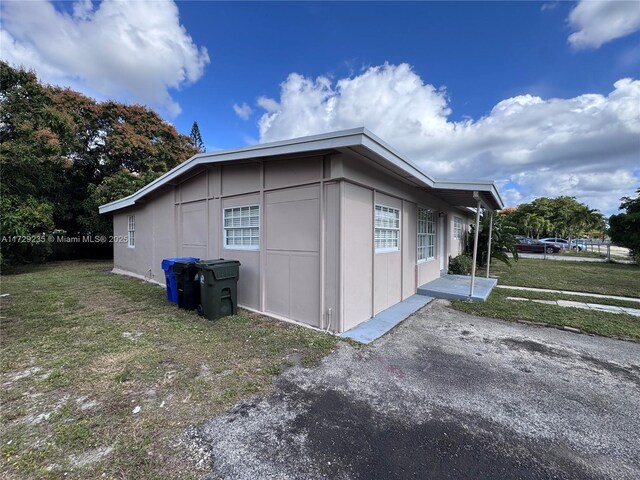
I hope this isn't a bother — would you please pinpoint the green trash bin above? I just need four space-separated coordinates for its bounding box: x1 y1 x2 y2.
197 259 241 320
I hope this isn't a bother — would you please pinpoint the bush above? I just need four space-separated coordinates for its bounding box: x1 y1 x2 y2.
448 254 473 275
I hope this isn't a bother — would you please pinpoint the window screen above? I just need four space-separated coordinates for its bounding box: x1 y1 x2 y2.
224 205 260 249
417 208 435 261
375 205 400 252
127 215 135 248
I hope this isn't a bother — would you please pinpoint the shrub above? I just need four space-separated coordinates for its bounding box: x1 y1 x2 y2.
448 254 473 275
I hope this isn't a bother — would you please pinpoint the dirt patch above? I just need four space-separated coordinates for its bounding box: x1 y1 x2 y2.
501 338 569 358
69 446 113 467
579 355 640 385
3 367 42 387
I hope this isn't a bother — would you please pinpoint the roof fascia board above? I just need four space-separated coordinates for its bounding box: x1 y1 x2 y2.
99 127 504 214
433 179 504 210
360 133 436 188
99 130 368 214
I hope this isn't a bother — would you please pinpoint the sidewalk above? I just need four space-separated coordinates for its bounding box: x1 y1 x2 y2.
510 253 634 264
506 296 640 317
495 285 640 304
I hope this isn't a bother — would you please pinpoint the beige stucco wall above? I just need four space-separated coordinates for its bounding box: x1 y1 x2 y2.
342 183 374 331
110 149 484 333
112 156 330 330
265 185 321 327
113 186 175 284
447 212 472 259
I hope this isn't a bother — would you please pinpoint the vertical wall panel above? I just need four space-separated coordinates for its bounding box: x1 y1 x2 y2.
373 192 403 315
181 200 207 259
264 186 320 327
324 183 340 331
402 201 417 300
342 183 373 330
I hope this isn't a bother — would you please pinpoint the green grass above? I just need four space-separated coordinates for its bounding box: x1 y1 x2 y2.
493 288 640 310
483 258 640 298
450 258 640 340
453 288 640 340
0 260 340 479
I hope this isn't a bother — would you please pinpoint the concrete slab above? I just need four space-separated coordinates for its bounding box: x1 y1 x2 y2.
587 303 623 313
417 274 497 302
340 295 433 344
495 285 640 304
557 300 583 308
506 297 640 317
532 299 557 305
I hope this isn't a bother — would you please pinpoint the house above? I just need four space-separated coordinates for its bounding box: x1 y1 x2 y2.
99 128 503 333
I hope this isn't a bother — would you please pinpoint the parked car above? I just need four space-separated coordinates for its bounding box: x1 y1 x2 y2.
515 237 561 254
539 237 586 251
569 239 587 251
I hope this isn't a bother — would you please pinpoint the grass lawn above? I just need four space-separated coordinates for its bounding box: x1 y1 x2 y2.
452 258 640 340
453 288 640 340
0 261 339 479
482 258 640 298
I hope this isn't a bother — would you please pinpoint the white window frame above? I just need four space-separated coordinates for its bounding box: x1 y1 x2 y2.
127 215 135 248
453 216 463 240
223 204 260 251
374 204 400 253
417 207 436 262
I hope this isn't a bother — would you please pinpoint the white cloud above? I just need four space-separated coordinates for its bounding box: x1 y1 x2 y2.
233 102 253 120
568 0 640 50
257 96 280 113
0 0 209 117
256 63 640 215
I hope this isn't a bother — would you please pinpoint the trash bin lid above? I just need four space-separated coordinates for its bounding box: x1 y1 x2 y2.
162 257 199 270
196 258 239 267
196 259 241 279
173 260 199 267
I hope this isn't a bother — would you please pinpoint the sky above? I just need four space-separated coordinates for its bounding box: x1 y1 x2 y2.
1 0 639 215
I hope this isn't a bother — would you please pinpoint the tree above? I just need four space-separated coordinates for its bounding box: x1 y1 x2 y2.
609 188 640 264
467 212 519 267
0 61 198 265
190 121 205 152
501 196 603 245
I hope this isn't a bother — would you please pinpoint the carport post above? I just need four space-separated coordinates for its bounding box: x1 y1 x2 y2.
486 211 493 278
470 200 482 297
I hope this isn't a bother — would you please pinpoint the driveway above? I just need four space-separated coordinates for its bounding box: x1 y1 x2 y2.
185 300 640 479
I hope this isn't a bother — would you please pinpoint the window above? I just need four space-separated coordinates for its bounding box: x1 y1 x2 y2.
375 205 400 252
127 215 135 248
224 205 260 249
454 216 463 240
417 207 435 261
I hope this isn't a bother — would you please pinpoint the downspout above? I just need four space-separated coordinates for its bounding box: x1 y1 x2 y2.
319 157 326 330
469 194 482 298
486 211 493 278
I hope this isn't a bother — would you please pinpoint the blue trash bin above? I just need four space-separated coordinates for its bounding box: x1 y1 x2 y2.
161 257 199 303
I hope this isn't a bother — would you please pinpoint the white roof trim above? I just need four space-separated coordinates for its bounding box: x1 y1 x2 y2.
432 179 505 210
99 127 503 214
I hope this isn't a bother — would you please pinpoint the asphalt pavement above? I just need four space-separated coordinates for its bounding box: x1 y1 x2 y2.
184 300 640 480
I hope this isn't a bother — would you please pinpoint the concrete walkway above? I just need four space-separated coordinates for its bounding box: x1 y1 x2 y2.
417 274 497 302
496 285 640 304
340 294 433 344
507 296 640 317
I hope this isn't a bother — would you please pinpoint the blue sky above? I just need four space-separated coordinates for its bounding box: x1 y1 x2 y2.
2 1 639 214
174 1 638 146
